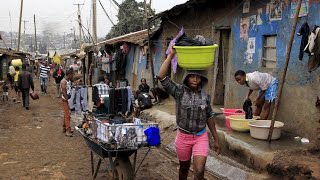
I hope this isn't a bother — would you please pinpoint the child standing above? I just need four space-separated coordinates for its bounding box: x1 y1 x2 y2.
2 82 9 101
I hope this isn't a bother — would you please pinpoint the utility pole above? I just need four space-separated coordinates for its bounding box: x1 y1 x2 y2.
74 3 84 50
92 0 97 44
9 11 13 48
22 20 28 52
73 27 77 49
34 14 37 52
143 0 147 29
17 0 24 51
63 32 66 49
143 0 152 29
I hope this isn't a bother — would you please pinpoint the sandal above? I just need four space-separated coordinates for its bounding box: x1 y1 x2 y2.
65 131 73 137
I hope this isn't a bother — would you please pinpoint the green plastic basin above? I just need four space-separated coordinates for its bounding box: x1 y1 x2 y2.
174 44 218 70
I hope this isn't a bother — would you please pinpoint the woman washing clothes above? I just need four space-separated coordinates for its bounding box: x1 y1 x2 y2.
234 70 278 120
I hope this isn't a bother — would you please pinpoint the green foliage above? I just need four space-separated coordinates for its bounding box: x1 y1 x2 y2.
106 0 154 39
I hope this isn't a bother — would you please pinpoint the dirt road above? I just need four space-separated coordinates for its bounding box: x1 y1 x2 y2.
0 80 214 179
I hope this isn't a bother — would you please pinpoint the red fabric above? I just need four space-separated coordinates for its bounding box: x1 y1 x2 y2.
58 68 62 76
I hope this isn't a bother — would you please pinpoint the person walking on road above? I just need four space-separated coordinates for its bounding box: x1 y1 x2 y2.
8 61 15 89
60 69 74 137
18 64 35 110
158 48 221 180
39 61 51 95
53 66 65 98
13 66 21 103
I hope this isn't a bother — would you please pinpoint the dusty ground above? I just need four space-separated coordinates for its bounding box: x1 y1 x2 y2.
0 80 216 180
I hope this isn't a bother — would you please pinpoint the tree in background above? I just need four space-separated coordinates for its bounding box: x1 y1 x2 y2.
106 0 154 39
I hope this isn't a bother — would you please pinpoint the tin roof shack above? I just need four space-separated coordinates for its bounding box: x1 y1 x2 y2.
84 29 163 91
152 0 320 145
0 48 28 81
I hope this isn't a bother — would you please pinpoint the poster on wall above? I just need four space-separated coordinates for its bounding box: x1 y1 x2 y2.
243 0 250 13
247 37 256 53
269 0 283 21
290 0 309 18
244 51 254 64
249 15 257 30
240 17 249 40
257 8 263 25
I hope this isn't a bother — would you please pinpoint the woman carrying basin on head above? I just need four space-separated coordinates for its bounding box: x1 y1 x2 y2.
158 47 221 180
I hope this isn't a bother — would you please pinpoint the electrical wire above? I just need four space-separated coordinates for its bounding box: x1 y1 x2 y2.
98 0 115 26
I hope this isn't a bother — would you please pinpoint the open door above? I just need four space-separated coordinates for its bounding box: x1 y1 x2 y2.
213 29 231 105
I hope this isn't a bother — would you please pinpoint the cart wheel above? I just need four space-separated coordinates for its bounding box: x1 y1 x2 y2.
114 156 134 180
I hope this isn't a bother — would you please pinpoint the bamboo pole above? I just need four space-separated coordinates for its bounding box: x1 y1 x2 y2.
267 0 302 142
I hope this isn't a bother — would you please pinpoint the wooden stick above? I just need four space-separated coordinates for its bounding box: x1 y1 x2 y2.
268 0 302 142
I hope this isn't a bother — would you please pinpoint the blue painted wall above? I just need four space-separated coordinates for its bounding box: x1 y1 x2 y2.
227 1 320 140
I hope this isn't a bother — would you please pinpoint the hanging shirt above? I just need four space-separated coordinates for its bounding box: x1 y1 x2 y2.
246 71 275 91
95 82 109 96
101 56 110 73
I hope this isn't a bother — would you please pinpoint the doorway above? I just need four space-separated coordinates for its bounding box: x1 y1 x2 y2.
213 29 231 105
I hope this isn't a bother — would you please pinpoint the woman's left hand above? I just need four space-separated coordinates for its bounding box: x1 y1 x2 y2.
213 142 221 155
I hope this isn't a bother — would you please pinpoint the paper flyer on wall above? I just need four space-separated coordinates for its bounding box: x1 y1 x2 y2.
290 0 309 18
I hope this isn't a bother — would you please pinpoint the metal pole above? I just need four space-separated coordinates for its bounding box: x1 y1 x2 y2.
63 32 66 49
147 22 155 87
9 11 13 48
23 20 27 52
78 4 82 50
17 0 24 51
267 0 302 142
34 14 37 52
92 0 97 44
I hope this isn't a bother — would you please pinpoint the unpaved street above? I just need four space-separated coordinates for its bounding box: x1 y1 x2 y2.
0 81 214 179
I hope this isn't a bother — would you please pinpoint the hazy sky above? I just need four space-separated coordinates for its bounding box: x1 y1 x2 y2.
0 0 187 38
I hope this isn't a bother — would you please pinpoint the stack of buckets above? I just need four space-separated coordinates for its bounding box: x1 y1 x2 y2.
221 108 245 132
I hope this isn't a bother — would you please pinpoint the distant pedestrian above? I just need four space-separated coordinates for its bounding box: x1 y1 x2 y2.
2 81 9 101
18 64 35 110
39 61 51 95
8 62 15 89
61 68 74 137
13 66 21 103
53 66 65 98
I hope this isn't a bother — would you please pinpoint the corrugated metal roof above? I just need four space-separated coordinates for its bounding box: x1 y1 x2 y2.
0 48 20 57
97 29 148 46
